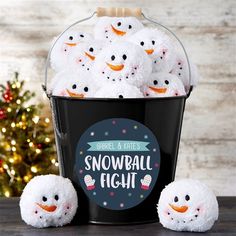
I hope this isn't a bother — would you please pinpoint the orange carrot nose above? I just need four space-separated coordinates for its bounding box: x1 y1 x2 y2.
66 89 84 98
84 52 95 61
145 49 154 55
36 203 57 212
169 204 188 213
65 42 77 47
111 25 126 36
148 86 167 94
106 62 124 71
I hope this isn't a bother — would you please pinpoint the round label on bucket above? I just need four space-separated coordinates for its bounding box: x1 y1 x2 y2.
75 118 160 210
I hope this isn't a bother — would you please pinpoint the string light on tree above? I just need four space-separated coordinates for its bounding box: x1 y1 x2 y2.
4 190 10 197
45 137 50 143
32 116 40 124
11 140 16 145
35 149 42 154
31 166 38 173
45 118 50 123
29 142 34 147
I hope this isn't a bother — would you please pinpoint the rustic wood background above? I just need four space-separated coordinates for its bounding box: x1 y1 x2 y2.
0 0 235 195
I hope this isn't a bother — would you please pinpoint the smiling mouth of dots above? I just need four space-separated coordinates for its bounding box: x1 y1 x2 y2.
166 207 201 223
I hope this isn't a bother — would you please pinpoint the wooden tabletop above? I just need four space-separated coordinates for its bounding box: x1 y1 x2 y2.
0 197 235 236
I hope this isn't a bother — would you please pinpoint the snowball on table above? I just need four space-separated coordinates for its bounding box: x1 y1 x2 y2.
157 179 218 232
143 72 186 97
91 41 152 88
50 30 93 72
169 52 200 91
51 69 95 98
68 40 105 72
94 82 143 98
20 174 78 228
94 16 144 43
128 28 176 73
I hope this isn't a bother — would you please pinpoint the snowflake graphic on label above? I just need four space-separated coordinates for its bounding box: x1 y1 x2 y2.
75 118 161 210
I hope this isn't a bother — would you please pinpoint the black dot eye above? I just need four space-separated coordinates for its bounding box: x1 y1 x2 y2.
128 25 132 29
111 55 115 61
69 36 73 40
185 195 190 201
165 80 169 85
152 40 155 45
42 196 47 202
153 80 158 85
54 195 59 201
72 84 77 89
80 34 84 38
174 196 178 202
140 41 144 46
122 54 127 60
117 22 121 26
119 95 123 99
84 87 89 92
89 47 94 52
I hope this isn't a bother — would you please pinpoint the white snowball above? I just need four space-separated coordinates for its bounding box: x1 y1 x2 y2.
170 52 200 91
51 69 95 98
94 82 143 98
157 179 219 232
20 174 78 228
50 30 93 72
91 41 152 88
128 28 176 73
94 16 144 43
68 40 105 72
143 72 186 97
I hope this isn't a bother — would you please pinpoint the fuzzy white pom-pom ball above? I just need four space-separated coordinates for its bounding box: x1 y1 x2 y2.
143 72 186 97
128 28 176 73
20 174 78 228
157 179 218 232
68 40 105 72
94 82 143 98
92 41 152 88
50 30 92 72
170 53 200 91
52 69 95 98
94 16 143 43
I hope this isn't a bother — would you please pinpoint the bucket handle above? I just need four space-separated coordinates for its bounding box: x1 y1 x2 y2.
97 7 142 18
43 8 193 98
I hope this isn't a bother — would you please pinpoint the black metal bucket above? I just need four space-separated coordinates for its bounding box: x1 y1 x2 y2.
43 8 193 225
49 96 186 224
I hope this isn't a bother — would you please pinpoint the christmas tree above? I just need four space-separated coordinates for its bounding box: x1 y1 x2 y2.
0 72 58 197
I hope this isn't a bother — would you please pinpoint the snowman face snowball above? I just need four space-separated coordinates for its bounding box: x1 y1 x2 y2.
50 30 92 72
92 41 152 87
143 72 186 97
19 174 78 228
129 28 176 73
170 53 200 91
52 69 94 98
68 40 105 72
157 179 219 232
94 16 144 43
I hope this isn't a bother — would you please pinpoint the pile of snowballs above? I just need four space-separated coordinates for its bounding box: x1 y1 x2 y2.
50 16 199 99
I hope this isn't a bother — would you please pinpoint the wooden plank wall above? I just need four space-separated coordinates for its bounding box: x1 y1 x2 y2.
0 0 235 195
